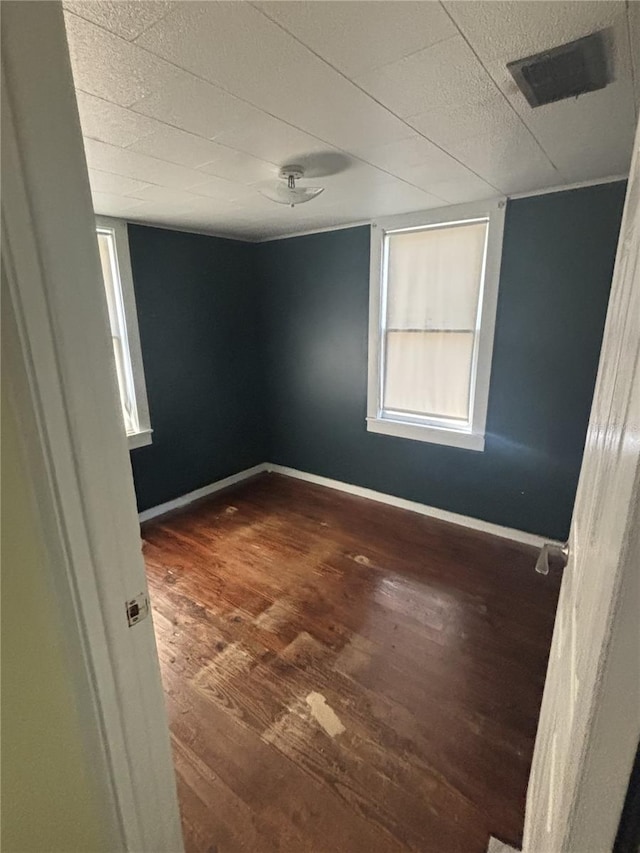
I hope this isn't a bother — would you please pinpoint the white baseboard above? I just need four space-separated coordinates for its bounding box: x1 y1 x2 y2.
138 463 268 522
138 460 556 549
265 464 555 548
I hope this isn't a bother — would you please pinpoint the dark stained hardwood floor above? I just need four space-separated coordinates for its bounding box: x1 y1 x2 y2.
142 473 561 853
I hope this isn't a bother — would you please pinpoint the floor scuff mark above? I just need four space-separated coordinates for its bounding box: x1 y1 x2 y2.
305 691 346 737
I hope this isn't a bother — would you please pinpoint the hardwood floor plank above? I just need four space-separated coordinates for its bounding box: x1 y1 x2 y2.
143 473 561 852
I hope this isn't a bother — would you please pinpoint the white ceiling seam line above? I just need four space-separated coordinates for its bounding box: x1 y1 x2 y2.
342 32 465 81
84 141 262 199
249 1 504 194
440 1 562 175
84 160 246 205
75 88 281 177
63 10 484 204
63 2 173 44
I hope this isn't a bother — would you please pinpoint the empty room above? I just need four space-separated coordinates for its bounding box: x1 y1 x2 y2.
2 2 639 853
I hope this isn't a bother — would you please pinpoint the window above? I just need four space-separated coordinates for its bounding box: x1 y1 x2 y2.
367 199 505 451
95 217 152 449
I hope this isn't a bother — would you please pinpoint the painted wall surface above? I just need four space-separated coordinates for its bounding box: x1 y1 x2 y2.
258 183 626 540
127 224 267 512
1 389 114 853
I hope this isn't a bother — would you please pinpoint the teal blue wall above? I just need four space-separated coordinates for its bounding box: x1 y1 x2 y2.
128 224 267 512
127 182 625 539
258 182 626 540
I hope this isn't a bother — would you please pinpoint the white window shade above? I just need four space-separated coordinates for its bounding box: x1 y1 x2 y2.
367 200 505 452
385 222 487 331
383 221 488 423
384 330 475 420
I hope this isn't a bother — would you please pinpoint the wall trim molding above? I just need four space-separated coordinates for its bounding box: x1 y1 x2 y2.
266 465 557 548
507 173 627 200
125 217 252 245
255 219 372 243
139 461 558 548
122 176 627 247
138 463 269 522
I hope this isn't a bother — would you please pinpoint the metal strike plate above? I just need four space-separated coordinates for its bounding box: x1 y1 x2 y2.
126 592 149 627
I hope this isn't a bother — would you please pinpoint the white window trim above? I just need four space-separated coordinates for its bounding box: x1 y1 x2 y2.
366 198 506 452
96 216 152 449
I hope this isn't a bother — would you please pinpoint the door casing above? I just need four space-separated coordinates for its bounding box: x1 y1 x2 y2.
523 121 640 852
1 3 183 850
2 3 638 852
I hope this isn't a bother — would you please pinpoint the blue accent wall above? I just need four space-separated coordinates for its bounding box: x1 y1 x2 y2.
127 224 266 512
125 183 624 538
258 182 626 540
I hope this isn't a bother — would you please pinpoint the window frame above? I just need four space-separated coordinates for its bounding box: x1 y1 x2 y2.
95 216 152 450
367 198 506 452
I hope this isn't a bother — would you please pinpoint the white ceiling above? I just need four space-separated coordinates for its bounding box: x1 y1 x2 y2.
63 0 639 242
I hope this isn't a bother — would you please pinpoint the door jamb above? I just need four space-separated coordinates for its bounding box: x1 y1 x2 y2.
1 4 183 851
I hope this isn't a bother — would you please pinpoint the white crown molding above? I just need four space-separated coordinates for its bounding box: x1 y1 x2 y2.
254 219 372 243
123 216 256 244
120 174 628 245
506 173 628 200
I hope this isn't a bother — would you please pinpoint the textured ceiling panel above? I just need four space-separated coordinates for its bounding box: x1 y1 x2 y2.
408 94 518 153
128 126 243 170
355 35 498 118
63 0 637 240
255 1 457 78
444 1 638 182
135 2 323 107
447 124 562 194
75 91 163 148
129 73 256 141
63 0 170 41
64 12 181 107
211 108 335 166
88 168 151 197
91 192 148 217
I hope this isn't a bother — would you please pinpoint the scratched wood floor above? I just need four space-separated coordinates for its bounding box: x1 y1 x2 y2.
142 473 561 853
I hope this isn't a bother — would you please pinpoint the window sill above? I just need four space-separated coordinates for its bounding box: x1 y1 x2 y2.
127 428 153 450
366 417 485 452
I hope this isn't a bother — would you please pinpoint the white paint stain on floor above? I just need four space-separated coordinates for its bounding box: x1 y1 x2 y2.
305 692 346 737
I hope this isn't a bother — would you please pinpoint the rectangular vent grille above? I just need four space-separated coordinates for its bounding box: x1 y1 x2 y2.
507 30 610 108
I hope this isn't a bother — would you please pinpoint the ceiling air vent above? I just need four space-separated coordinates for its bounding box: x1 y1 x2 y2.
507 30 611 108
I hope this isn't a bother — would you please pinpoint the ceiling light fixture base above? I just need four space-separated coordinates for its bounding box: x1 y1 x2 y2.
279 165 304 182
258 164 325 208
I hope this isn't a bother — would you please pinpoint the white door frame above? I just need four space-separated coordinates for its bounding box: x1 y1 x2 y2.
3 3 638 852
523 122 640 851
1 3 183 851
